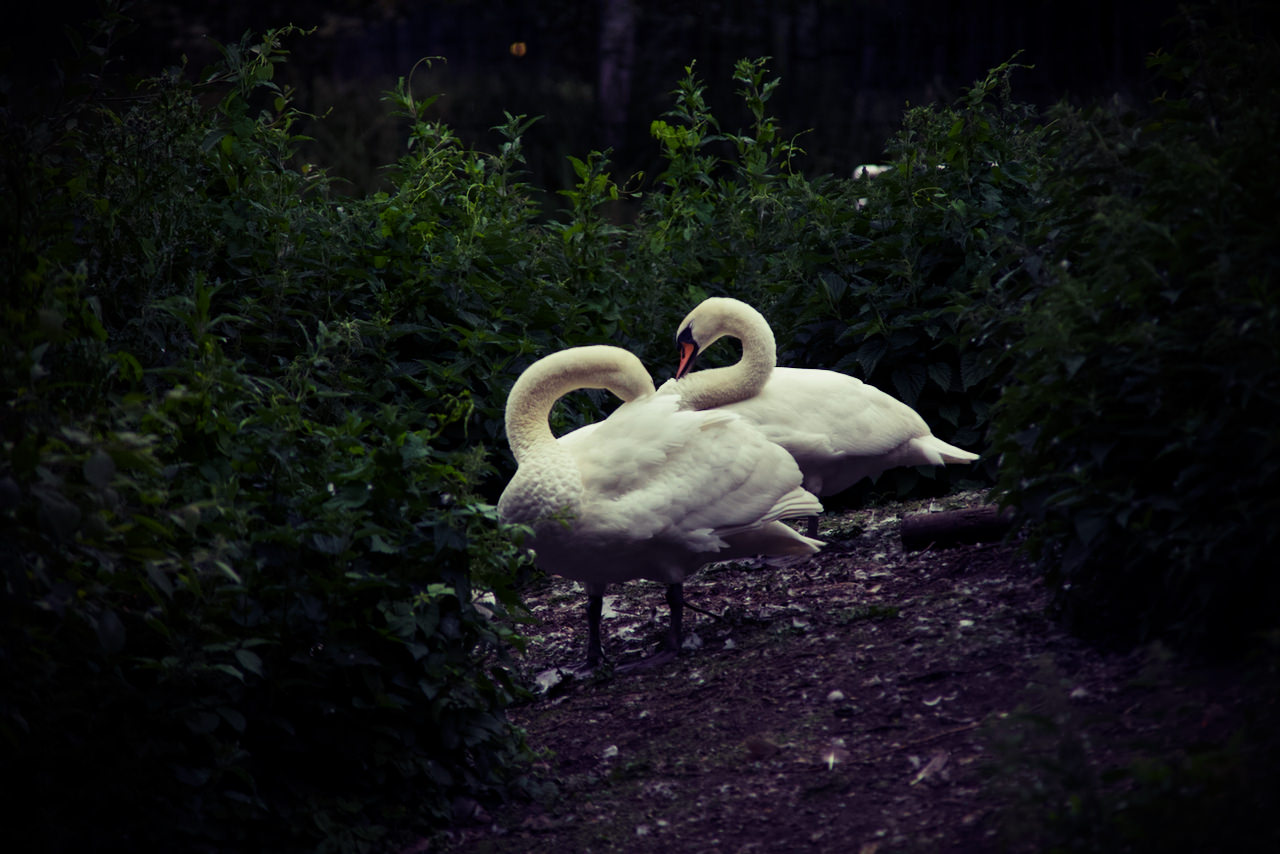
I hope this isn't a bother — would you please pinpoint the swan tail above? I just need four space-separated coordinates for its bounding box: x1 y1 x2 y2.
712 486 822 539
767 486 824 522
912 435 980 466
723 521 824 557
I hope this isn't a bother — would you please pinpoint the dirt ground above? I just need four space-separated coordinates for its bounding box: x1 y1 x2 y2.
426 490 1276 854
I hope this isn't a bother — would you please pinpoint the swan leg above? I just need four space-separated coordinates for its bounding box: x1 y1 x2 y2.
617 583 684 673
806 514 819 539
585 593 604 668
664 582 684 655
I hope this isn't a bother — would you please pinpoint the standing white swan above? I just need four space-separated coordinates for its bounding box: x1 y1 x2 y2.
498 345 824 670
669 298 979 535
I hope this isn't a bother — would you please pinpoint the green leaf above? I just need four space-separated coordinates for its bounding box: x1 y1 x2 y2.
145 564 174 598
235 648 264 677
855 337 889 377
84 449 116 488
173 766 213 787
960 351 991 390
212 664 245 682
370 534 399 554
217 706 248 732
820 272 847 304
927 362 955 392
95 608 127 655
33 485 82 540
891 364 927 407
200 129 227 152
185 712 220 734
1073 512 1108 547
311 533 347 555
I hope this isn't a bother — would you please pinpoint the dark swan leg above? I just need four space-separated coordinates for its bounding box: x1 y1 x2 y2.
806 514 819 539
664 583 684 655
585 593 604 669
617 583 684 673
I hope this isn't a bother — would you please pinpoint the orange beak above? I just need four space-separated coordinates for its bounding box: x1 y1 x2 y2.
676 339 699 379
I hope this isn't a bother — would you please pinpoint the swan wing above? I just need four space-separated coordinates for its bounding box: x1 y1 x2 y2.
566 392 819 549
667 298 980 501
726 367 931 458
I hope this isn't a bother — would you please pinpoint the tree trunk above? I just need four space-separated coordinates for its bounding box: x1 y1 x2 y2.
598 0 637 152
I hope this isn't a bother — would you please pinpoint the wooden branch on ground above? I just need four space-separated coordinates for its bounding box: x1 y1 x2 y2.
900 505 1016 552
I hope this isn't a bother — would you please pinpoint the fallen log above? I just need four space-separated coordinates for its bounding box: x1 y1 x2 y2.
900 505 1016 552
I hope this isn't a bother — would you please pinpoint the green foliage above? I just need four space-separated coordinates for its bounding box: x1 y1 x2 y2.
627 55 1048 497
636 57 829 314
989 12 1280 648
2 24 533 852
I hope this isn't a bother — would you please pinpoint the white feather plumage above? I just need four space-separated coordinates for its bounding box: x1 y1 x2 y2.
498 344 822 668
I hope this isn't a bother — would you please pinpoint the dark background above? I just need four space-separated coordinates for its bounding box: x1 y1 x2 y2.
8 0 1191 194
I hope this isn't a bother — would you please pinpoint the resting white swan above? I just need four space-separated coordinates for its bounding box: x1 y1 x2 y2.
498 345 823 670
669 298 979 535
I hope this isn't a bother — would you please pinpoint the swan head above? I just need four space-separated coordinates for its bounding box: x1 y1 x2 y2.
674 297 774 379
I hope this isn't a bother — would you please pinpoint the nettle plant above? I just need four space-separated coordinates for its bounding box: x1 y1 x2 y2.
627 56 1054 498
799 56 1065 494
2 25 536 852
990 18 1280 648
635 58 831 323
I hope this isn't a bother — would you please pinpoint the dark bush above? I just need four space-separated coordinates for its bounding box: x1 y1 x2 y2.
989 10 1280 649
2 23 533 852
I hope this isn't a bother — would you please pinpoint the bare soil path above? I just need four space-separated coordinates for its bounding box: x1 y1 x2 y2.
428 491 1277 854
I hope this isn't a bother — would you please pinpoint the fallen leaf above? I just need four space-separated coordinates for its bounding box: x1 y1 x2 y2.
821 738 851 770
909 750 949 786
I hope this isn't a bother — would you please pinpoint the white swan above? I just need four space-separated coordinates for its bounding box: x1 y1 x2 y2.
498 344 823 670
668 298 979 535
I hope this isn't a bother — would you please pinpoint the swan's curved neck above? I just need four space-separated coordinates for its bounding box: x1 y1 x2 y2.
505 346 655 461
677 300 777 409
